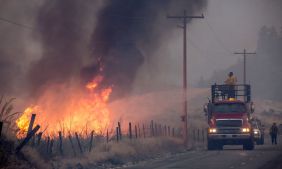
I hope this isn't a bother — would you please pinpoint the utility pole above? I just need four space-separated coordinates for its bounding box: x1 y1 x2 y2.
234 49 256 84
167 10 204 147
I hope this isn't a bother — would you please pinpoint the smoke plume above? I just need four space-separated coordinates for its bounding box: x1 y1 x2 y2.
1 0 207 99
27 0 94 97
82 0 207 97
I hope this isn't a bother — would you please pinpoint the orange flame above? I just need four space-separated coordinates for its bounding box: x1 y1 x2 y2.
86 75 103 91
16 75 112 138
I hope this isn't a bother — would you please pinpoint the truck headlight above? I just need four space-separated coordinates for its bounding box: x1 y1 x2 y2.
209 128 217 133
253 129 259 134
242 128 250 133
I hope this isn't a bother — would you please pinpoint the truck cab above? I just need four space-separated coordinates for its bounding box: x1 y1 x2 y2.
204 84 255 150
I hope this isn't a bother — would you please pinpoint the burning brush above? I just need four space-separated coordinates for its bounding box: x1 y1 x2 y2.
16 75 112 139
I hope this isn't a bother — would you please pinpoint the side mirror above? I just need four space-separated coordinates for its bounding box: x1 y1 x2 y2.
203 104 208 116
250 102 255 113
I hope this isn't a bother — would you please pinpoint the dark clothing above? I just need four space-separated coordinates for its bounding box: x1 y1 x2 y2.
271 134 277 144
219 85 235 99
270 125 279 145
228 85 236 98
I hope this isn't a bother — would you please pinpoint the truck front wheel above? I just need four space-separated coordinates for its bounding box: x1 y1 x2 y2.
208 140 223 150
260 135 264 145
243 140 254 150
207 139 215 150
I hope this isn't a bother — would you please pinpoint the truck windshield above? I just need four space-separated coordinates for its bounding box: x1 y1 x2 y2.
213 103 246 113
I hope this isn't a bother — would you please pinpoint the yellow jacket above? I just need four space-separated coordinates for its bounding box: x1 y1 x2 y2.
225 75 237 85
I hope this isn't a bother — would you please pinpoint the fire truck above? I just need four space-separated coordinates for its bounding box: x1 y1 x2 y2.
204 84 255 150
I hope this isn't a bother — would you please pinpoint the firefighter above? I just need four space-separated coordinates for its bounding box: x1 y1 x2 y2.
224 72 237 98
270 123 279 145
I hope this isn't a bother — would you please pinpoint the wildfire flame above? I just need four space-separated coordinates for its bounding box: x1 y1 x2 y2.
16 75 112 138
85 75 103 91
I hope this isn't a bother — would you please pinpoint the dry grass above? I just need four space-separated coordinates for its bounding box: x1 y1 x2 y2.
52 137 183 168
0 96 20 140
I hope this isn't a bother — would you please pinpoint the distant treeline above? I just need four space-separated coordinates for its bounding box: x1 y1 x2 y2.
197 26 282 101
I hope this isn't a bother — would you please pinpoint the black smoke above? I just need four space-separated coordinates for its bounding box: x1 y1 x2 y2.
27 0 89 96
24 0 207 98
82 0 207 97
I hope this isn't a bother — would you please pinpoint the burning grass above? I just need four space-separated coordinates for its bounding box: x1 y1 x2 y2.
8 87 282 168
16 75 113 139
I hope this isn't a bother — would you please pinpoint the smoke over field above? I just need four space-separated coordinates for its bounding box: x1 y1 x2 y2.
0 0 207 100
0 0 207 139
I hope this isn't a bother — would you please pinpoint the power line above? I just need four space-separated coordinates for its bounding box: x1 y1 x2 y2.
203 18 232 55
0 16 33 30
187 38 205 56
234 49 256 84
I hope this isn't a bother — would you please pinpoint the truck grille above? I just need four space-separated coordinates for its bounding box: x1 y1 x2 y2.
216 119 243 127
216 128 242 134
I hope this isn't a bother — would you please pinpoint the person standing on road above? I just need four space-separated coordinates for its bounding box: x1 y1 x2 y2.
224 72 237 98
270 123 279 145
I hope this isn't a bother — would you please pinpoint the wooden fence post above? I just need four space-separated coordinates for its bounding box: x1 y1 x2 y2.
106 129 109 143
68 134 76 156
37 132 42 146
155 124 158 136
138 124 141 138
15 125 40 153
27 114 36 137
118 122 122 140
59 131 63 155
46 136 50 154
49 139 54 155
151 120 154 137
135 125 138 139
160 125 163 136
156 124 159 136
142 124 146 138
116 127 119 142
168 126 170 136
0 121 2 138
89 130 94 152
129 122 132 139
172 128 175 137
161 124 163 136
75 132 83 154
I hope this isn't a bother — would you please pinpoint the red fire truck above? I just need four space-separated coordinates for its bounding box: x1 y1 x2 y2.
204 84 255 150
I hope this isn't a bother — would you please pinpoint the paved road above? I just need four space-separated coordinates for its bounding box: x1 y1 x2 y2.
127 136 282 169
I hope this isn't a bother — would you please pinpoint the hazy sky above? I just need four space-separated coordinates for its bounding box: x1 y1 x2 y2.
136 0 282 90
0 0 281 95
188 0 282 83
